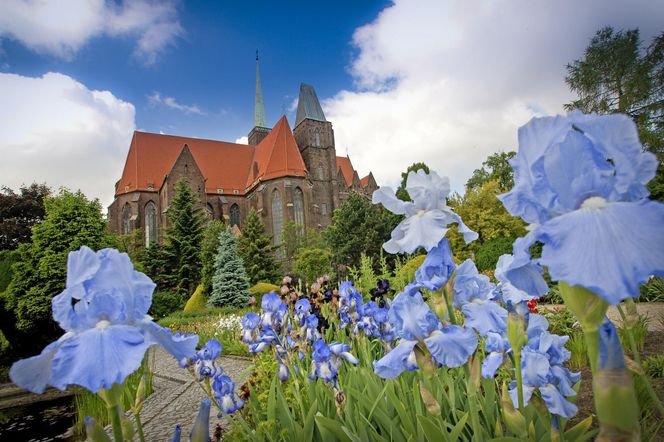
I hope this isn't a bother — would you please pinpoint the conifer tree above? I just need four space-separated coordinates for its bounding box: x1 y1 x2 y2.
161 178 204 297
237 209 280 284
209 226 249 307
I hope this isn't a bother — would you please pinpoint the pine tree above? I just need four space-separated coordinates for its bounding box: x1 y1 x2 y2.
161 178 204 297
209 226 250 308
237 209 280 284
200 220 225 295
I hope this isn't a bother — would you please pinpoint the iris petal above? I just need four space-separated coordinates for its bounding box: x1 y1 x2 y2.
538 200 664 305
425 325 478 368
373 340 417 379
463 302 507 336
540 384 578 418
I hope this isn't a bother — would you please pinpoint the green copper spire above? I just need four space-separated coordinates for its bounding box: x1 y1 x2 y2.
254 50 267 128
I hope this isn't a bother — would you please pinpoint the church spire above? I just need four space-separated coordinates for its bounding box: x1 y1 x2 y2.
254 50 267 128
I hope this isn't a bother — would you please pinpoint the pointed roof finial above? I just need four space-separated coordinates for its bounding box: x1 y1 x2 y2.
254 50 267 128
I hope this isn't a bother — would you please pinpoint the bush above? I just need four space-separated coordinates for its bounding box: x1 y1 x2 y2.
148 290 184 320
391 254 425 292
295 248 332 284
249 282 280 299
639 276 664 302
475 236 515 272
184 284 207 313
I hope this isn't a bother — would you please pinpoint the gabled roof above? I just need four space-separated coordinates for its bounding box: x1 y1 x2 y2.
295 83 326 127
246 116 308 187
115 131 254 196
360 175 371 187
336 156 356 187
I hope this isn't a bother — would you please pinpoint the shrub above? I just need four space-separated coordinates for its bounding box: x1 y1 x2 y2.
148 290 184 320
391 254 425 292
295 248 332 285
249 282 280 300
475 236 515 272
639 276 664 302
184 284 207 313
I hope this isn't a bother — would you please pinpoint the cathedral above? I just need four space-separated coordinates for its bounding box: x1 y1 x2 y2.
108 57 377 247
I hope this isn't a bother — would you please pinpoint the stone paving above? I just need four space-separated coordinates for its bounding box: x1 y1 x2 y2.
136 347 251 441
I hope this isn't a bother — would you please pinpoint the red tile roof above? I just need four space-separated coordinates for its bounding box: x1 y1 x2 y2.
246 116 307 187
360 175 370 187
115 116 309 198
115 131 254 196
336 156 356 186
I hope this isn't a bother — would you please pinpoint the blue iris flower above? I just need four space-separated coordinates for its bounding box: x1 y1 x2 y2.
373 291 477 378
241 312 260 344
10 246 198 394
598 319 625 369
495 254 548 305
212 374 244 415
499 112 664 305
192 339 223 381
481 332 511 378
415 238 455 291
260 292 284 329
453 259 507 337
372 169 478 253
309 339 359 385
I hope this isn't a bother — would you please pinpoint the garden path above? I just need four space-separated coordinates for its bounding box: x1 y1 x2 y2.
137 346 251 441
542 302 664 331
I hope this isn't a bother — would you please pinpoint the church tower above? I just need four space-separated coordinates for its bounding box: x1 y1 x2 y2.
293 83 339 227
248 51 270 145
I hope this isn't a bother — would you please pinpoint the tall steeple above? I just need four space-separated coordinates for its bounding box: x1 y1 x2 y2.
254 50 267 128
248 50 271 145
295 83 327 127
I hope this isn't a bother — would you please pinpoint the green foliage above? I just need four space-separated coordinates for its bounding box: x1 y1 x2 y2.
160 178 204 296
0 183 50 251
465 151 516 192
2 189 110 349
347 253 377 297
281 221 327 272
391 254 426 292
639 276 664 302
238 209 280 285
148 290 184 320
542 307 578 336
200 220 225 295
74 354 153 437
644 354 664 379
325 191 397 270
113 228 147 273
474 236 515 272
209 226 250 308
567 332 588 370
184 284 207 313
0 249 17 292
619 314 650 353
565 27 664 201
448 180 526 260
250 282 280 299
395 162 430 201
295 248 332 285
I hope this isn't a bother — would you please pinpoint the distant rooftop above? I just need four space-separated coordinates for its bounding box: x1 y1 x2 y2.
295 83 327 127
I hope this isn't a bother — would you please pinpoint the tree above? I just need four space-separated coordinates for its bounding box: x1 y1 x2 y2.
0 183 50 250
465 151 516 192
1 190 110 350
281 220 327 271
160 178 204 296
447 180 526 260
237 209 280 285
209 226 250 308
565 27 664 200
325 191 397 270
200 220 225 295
395 162 430 201
295 248 333 284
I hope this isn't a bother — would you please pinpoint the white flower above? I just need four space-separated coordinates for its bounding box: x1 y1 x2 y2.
372 169 478 254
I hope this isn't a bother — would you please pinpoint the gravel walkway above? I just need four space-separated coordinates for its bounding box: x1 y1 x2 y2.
136 347 251 441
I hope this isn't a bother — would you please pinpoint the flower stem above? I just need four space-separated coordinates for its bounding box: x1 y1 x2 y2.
134 411 146 442
443 286 456 326
617 303 664 418
583 326 599 374
108 404 124 442
513 350 525 411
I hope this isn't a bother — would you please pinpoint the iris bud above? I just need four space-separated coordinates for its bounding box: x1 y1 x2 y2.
507 313 526 353
419 383 441 416
84 416 112 442
501 382 526 438
558 282 608 331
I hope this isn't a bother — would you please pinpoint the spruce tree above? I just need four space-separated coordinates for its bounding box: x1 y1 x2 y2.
200 220 225 295
161 178 204 297
237 209 280 284
209 226 249 307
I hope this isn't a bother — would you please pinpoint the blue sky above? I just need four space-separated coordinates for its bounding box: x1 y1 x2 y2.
0 0 662 207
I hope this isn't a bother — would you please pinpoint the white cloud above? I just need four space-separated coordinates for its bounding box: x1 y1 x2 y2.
235 136 248 145
0 0 182 63
148 92 205 115
325 0 664 192
0 72 135 208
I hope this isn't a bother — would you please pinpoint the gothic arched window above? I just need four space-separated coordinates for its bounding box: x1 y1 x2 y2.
122 203 132 234
293 187 305 227
144 201 157 246
230 204 240 228
314 128 321 147
271 189 283 246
